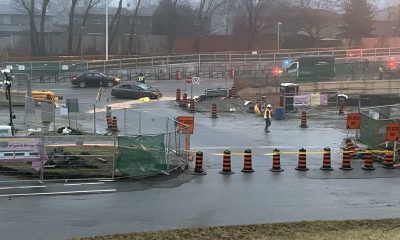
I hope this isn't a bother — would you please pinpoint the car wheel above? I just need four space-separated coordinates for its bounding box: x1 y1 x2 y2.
79 82 86 88
107 81 114 88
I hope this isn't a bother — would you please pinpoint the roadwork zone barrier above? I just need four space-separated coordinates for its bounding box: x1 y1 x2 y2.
189 148 398 173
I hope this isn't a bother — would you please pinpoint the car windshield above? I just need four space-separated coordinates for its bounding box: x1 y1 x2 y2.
137 83 151 90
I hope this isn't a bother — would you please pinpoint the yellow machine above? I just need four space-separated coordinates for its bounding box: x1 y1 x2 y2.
31 90 63 104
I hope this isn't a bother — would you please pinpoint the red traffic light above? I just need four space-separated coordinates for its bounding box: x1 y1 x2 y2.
388 58 397 71
272 67 282 76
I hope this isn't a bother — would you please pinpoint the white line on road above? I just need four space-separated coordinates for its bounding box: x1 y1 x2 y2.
191 146 337 150
0 185 47 190
0 189 117 198
63 182 105 186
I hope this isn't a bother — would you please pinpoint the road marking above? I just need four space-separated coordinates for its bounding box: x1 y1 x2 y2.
0 189 117 198
0 185 47 190
64 182 105 186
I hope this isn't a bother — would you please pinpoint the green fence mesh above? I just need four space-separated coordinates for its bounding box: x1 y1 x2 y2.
360 106 400 149
116 135 166 177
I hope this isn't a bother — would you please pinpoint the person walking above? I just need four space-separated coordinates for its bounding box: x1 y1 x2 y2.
264 104 272 133
137 73 145 83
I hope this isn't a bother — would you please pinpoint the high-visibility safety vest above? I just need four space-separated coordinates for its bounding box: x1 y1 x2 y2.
264 109 272 119
137 75 145 83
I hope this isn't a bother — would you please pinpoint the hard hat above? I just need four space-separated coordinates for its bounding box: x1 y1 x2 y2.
267 104 272 108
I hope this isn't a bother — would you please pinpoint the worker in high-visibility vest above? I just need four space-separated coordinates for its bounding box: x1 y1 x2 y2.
137 73 145 83
264 104 272 133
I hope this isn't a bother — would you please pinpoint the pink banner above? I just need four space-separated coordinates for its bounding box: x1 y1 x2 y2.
0 137 48 171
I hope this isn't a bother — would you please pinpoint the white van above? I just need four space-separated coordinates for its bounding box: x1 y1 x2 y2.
0 125 12 136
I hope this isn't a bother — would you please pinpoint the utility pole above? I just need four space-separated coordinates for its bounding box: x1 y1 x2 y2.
2 69 14 135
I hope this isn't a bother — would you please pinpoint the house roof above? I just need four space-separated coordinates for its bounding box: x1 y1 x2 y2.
137 5 157 17
0 4 27 15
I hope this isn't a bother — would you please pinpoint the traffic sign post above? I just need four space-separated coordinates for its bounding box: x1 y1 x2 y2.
386 123 400 161
346 112 361 140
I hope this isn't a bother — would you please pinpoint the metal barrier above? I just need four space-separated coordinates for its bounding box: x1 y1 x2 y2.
3 47 400 83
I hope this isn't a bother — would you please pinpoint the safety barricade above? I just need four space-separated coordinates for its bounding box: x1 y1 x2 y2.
320 147 333 171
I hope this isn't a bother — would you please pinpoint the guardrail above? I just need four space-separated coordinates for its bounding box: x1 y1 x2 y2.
3 47 400 72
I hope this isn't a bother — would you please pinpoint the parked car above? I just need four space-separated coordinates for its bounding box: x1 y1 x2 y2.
71 72 120 88
111 82 162 99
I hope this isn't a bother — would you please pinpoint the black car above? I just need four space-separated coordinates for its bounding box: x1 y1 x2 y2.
71 72 120 88
111 82 162 99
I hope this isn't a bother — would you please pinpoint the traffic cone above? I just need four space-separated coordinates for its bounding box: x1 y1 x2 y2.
219 150 234 174
299 111 308 128
189 99 196 113
340 147 353 170
345 138 358 159
320 147 333 171
211 103 218 118
111 117 118 132
241 149 254 173
362 148 375 170
106 115 112 130
230 86 237 98
270 149 284 172
182 93 188 108
383 147 395 169
194 151 206 175
176 89 181 102
295 148 309 171
338 102 345 115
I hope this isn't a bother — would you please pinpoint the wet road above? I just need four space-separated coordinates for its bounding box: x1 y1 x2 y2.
1 80 400 239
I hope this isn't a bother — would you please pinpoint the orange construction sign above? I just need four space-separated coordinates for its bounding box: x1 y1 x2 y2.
346 112 361 129
176 116 194 134
386 123 400 141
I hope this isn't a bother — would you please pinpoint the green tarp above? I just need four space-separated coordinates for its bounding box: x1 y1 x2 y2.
117 135 166 177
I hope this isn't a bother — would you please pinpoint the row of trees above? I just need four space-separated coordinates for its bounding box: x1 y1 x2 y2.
10 0 387 56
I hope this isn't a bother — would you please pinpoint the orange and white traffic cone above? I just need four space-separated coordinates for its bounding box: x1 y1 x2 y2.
194 151 206 175
219 150 234 174
270 149 284 172
340 147 353 170
241 149 254 173
295 148 309 171
299 111 308 128
362 148 375 170
383 147 395 169
320 147 333 171
211 103 218 118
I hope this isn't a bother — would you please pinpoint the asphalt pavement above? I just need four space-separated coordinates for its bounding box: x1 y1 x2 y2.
0 79 400 240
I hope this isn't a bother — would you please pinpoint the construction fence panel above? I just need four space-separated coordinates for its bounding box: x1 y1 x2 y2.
360 105 400 149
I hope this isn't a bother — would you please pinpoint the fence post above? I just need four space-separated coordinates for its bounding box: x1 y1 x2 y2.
93 104 96 134
166 118 170 173
138 111 142 135
112 135 116 179
124 108 127 135
40 135 44 182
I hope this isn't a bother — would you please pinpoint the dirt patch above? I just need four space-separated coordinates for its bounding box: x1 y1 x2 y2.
73 218 400 240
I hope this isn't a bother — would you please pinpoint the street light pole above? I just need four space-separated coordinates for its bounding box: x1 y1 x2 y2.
2 69 14 135
277 22 282 52
105 0 109 61
80 26 84 62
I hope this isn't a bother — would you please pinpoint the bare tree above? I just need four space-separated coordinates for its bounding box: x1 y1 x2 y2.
68 0 79 55
241 0 273 50
292 0 339 47
193 0 226 52
108 0 123 54
128 0 142 55
74 0 101 55
16 0 50 56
